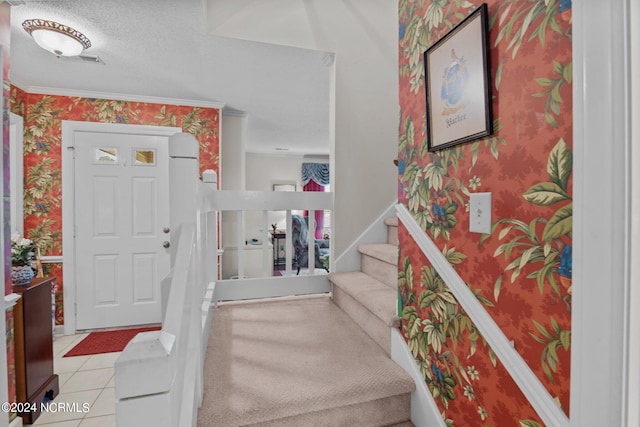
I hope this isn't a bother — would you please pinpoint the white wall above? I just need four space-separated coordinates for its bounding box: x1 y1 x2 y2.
220 113 247 191
205 0 398 256
628 0 640 424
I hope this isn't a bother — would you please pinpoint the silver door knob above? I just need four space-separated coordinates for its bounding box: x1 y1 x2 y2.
163 227 170 234
162 241 170 248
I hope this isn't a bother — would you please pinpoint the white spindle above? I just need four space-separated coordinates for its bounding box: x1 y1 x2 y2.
285 210 293 276
308 209 315 274
236 210 245 279
262 210 270 277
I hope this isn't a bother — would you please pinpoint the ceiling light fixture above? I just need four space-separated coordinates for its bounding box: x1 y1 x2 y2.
22 19 91 57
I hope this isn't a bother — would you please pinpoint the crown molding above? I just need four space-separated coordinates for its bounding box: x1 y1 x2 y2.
9 77 29 92
9 82 225 110
222 106 248 117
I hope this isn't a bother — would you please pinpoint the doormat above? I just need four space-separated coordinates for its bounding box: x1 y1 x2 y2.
63 326 161 357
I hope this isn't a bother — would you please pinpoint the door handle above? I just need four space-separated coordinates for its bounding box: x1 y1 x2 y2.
162 241 170 248
163 227 170 234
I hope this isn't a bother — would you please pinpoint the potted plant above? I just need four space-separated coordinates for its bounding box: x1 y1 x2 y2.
11 232 36 285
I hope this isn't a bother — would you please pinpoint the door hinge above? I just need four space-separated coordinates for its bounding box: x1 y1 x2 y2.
74 302 77 316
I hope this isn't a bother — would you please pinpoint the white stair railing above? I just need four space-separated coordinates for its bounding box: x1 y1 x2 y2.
214 189 333 301
114 132 333 426
114 133 217 427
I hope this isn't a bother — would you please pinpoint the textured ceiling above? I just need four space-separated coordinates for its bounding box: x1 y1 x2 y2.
10 0 332 155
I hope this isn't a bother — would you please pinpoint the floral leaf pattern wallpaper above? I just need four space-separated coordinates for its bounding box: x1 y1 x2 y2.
1 1 16 416
10 86 220 325
398 0 572 424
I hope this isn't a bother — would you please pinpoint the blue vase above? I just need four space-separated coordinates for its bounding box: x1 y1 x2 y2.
11 266 34 285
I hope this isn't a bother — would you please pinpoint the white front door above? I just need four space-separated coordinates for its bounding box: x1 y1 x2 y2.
73 128 172 330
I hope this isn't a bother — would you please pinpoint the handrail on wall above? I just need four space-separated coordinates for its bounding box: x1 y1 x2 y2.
395 203 569 427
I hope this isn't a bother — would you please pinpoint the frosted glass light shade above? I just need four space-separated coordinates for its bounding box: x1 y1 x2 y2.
31 28 83 56
23 19 91 57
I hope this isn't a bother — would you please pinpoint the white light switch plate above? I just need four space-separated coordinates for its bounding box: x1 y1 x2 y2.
469 192 492 234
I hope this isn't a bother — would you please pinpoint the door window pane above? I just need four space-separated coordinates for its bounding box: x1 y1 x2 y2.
95 148 118 164
134 149 156 166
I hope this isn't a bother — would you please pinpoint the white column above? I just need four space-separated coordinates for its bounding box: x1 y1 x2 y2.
168 133 200 264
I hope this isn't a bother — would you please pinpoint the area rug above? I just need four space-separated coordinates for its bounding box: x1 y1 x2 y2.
63 326 161 357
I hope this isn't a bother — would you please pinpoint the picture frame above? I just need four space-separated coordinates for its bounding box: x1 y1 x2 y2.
424 3 493 151
273 183 296 192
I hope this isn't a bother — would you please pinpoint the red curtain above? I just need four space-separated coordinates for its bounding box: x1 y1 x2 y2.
303 180 324 239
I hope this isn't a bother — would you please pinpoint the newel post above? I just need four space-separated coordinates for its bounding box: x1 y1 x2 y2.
169 133 200 264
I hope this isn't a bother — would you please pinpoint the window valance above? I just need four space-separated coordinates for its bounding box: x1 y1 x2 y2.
301 162 330 186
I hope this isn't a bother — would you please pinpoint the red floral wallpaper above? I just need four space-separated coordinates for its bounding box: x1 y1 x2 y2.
10 86 220 325
1 1 16 416
398 0 572 424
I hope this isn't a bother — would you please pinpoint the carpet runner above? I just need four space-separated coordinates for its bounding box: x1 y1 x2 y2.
63 326 160 357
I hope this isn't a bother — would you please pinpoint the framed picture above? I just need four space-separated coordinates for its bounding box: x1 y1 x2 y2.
424 3 493 151
273 183 296 192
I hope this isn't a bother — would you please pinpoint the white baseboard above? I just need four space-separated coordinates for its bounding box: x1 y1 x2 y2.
333 203 396 273
9 415 23 427
391 329 446 427
53 325 66 337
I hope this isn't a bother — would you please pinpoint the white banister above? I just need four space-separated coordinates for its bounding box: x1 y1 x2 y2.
115 132 333 426
115 133 217 427
115 224 196 427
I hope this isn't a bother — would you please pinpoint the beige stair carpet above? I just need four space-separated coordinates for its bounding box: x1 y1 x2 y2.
198 295 414 426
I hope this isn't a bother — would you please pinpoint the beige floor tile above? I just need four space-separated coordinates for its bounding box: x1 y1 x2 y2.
53 341 75 358
79 353 121 371
53 335 82 346
31 419 81 427
54 356 91 374
78 415 116 427
62 369 114 394
85 388 115 418
33 389 101 425
57 372 74 388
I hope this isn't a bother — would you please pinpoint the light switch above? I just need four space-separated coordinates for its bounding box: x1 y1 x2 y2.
469 192 492 234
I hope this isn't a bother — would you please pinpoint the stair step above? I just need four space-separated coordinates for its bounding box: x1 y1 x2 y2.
384 217 399 246
359 243 398 289
330 272 400 355
199 296 414 426
330 271 400 328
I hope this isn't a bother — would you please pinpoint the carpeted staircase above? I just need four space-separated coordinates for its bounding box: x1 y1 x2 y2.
198 217 415 426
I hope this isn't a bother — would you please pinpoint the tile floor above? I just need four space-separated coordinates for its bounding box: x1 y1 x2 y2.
30 333 117 427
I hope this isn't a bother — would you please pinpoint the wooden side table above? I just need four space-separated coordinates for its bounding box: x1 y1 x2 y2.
12 277 59 424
